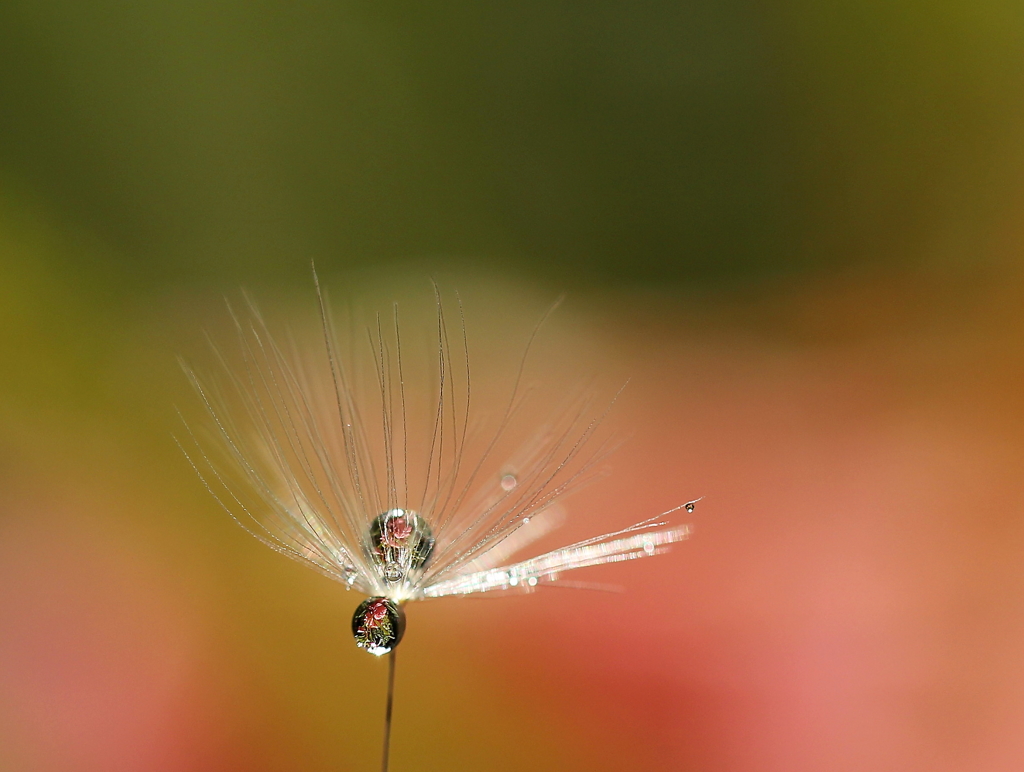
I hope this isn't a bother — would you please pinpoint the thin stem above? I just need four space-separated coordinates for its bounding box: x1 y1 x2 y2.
381 649 397 772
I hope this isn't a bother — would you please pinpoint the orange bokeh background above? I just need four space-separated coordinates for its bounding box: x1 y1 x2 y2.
3 262 1024 771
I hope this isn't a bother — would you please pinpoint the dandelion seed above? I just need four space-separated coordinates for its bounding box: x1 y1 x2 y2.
177 275 700 771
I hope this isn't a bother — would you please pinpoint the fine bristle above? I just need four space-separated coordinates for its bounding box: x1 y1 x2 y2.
178 282 696 603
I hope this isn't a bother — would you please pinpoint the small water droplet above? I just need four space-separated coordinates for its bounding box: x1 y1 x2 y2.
643 540 655 555
685 501 696 513
526 576 538 587
522 517 531 525
501 474 518 491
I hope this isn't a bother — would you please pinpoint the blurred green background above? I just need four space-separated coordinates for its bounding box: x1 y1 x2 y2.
3 2 1024 771
2 0 1022 290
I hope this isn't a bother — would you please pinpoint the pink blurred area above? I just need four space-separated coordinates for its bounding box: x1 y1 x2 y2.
3 270 1024 771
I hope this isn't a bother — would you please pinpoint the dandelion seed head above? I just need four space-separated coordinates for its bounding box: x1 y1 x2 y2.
178 280 700 656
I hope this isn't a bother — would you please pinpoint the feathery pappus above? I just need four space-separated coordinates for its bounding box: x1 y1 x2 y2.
178 278 699 658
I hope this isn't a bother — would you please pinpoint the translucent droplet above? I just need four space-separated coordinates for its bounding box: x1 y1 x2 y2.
367 509 435 584
526 576 538 587
685 501 696 513
643 540 655 555
351 597 406 655
501 474 518 491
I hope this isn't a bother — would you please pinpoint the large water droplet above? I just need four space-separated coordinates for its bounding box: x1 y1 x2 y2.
367 509 435 584
351 597 405 655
